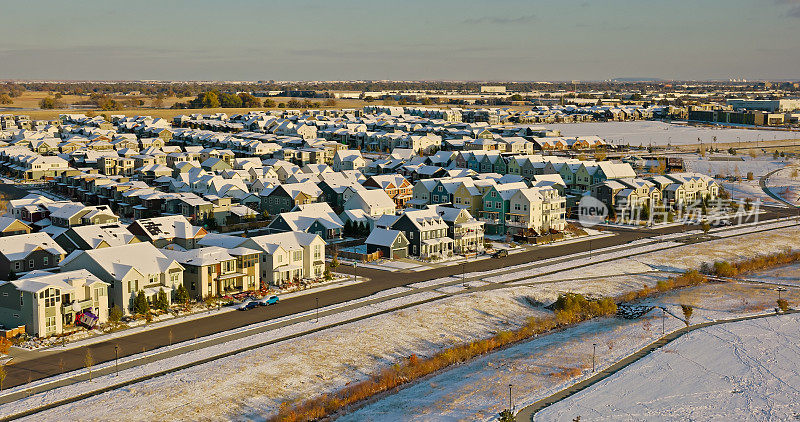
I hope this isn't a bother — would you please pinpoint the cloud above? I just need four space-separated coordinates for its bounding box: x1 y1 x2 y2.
775 0 800 17
463 14 537 25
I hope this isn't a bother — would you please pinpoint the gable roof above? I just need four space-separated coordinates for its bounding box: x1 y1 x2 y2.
60 242 182 280
0 232 66 261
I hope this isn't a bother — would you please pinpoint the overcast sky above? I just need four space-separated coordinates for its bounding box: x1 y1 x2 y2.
1 0 799 81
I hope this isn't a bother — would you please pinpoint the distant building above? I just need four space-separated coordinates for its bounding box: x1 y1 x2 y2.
726 99 800 112
480 86 507 94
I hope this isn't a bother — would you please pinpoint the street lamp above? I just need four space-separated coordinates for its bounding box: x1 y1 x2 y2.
592 343 597 372
508 384 513 411
777 287 787 302
114 345 119 377
315 297 320 323
353 262 357 283
661 308 666 335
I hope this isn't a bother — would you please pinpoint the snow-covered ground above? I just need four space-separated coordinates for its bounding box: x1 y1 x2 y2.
9 225 800 421
684 155 787 178
765 165 800 206
345 274 800 421
541 121 800 146
538 313 800 421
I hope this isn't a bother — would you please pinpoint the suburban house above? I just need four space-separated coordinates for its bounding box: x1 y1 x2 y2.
389 208 454 258
260 181 323 215
53 223 140 254
362 174 413 209
365 228 409 259
161 246 260 300
267 202 344 240
343 189 396 218
0 232 66 279
0 217 32 237
127 215 207 249
429 205 485 255
59 242 185 315
505 186 567 236
250 232 326 286
333 150 366 172
0 269 109 337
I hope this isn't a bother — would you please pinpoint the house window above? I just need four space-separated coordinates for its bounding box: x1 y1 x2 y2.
496 202 501 208
491 192 497 198
28 259 34 268
43 256 49 266
14 262 21 271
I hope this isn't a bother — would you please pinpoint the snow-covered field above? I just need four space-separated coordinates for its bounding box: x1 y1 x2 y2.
345 275 800 421
765 165 800 206
541 121 800 146
538 313 800 421
684 155 787 178
9 287 550 421
9 225 800 421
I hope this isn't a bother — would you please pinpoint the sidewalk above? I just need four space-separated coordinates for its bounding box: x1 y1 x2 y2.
8 276 366 363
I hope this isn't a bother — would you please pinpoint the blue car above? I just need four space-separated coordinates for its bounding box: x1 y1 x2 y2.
236 299 258 311
258 295 279 306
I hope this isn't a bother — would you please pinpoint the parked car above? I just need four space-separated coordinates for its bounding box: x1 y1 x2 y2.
492 249 508 258
236 299 257 311
258 295 280 306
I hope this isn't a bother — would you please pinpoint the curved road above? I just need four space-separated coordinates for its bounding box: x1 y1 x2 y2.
516 310 794 421
759 167 799 208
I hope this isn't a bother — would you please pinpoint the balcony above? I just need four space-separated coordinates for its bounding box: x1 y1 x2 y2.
505 213 530 228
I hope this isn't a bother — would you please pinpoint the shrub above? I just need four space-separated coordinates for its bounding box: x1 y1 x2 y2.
712 261 736 277
777 299 789 312
498 409 515 422
108 306 123 324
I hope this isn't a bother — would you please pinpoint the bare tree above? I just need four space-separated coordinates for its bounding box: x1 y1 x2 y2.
680 304 693 327
85 349 94 381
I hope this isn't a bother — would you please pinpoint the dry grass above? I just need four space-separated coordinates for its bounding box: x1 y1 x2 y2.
271 248 800 422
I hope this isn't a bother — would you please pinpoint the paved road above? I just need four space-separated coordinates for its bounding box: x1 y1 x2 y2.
515 310 794 421
760 168 799 208
0 206 792 392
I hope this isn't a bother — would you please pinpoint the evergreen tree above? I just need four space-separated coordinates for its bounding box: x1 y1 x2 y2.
175 284 190 305
108 306 123 324
155 288 169 311
134 291 150 315
344 219 353 236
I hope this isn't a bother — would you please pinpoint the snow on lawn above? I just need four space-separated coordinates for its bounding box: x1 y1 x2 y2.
745 262 800 287
720 179 782 206
14 287 552 421
541 121 800 146
538 313 800 422
684 155 786 178
637 225 800 271
486 242 682 283
765 164 800 206
344 279 800 422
